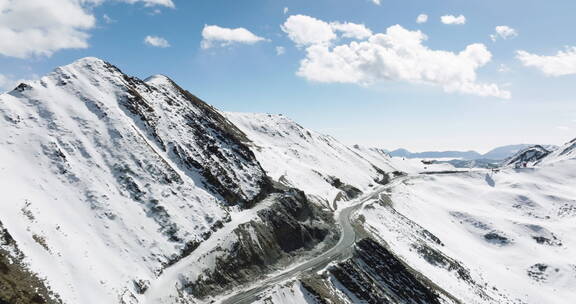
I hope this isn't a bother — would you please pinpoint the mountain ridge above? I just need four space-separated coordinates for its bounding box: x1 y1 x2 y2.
388 144 558 160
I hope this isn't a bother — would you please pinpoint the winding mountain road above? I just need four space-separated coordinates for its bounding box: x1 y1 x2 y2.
220 177 406 304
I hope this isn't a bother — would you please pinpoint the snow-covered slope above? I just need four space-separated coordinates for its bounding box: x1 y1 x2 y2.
224 112 396 208
540 137 576 165
0 57 271 304
358 161 576 304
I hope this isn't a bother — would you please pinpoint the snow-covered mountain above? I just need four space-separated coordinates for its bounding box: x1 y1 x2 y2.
0 57 280 304
225 112 395 208
482 144 538 160
540 137 576 165
503 145 553 167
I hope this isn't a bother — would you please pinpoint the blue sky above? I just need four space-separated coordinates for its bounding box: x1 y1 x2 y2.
1 0 576 152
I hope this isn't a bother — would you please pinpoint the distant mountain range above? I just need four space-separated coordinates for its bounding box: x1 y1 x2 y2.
388 144 557 160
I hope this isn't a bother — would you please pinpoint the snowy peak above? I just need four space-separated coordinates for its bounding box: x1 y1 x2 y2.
11 57 270 205
503 145 552 167
0 57 280 303
144 74 175 87
483 144 536 160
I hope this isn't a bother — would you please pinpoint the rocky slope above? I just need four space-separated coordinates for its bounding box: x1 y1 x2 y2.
503 145 552 167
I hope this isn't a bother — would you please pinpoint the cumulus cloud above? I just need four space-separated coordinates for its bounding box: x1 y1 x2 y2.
284 16 509 99
516 47 576 76
441 15 466 25
282 15 337 46
201 25 266 49
283 7 289 14
281 15 372 47
331 22 373 40
416 14 428 24
276 46 286 55
144 35 170 48
0 0 95 58
120 0 174 7
491 25 517 41
371 0 381 5
0 0 174 59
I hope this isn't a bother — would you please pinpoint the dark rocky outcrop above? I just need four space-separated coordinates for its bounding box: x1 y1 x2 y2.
503 145 551 168
66 58 273 208
182 189 337 298
328 238 442 304
0 221 61 304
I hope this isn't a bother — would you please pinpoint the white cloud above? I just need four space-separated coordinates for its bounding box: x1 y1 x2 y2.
144 35 170 48
441 15 466 25
0 0 174 59
283 7 289 14
517 47 576 76
416 14 428 24
281 15 372 47
201 25 266 49
330 22 373 40
0 0 95 58
371 0 381 5
119 0 174 8
491 25 517 41
282 15 337 46
276 46 286 55
290 20 509 99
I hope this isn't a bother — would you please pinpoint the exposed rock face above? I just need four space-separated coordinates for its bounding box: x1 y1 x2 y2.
503 145 551 167
0 221 61 304
330 239 442 304
293 239 445 304
56 58 271 206
182 189 336 299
